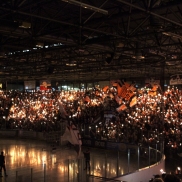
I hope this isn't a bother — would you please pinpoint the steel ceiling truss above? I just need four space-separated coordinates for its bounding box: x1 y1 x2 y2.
0 0 182 82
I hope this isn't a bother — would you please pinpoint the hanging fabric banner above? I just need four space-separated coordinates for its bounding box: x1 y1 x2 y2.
40 80 51 90
170 74 182 85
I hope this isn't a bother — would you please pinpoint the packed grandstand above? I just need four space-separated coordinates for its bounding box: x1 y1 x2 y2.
0 81 181 156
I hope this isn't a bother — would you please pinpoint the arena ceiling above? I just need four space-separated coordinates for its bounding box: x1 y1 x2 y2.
0 0 182 83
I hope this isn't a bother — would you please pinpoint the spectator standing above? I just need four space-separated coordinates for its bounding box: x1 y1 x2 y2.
83 148 90 171
0 151 8 177
163 174 181 182
153 178 164 182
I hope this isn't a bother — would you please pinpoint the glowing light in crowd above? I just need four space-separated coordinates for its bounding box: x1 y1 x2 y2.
0 85 182 150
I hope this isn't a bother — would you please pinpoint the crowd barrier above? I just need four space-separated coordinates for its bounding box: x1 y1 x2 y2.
0 129 139 155
0 130 62 144
0 129 163 160
82 138 161 154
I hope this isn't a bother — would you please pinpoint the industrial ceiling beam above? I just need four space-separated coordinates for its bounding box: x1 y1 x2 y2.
117 0 182 27
61 0 108 15
0 6 122 39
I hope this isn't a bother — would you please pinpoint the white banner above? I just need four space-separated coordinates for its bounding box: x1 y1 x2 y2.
62 125 82 145
145 78 160 86
170 74 182 85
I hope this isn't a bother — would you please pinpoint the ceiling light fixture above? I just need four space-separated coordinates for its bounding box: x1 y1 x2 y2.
132 55 145 59
66 63 77 66
62 0 108 15
36 42 44 48
162 32 182 39
66 60 77 66
19 21 31 28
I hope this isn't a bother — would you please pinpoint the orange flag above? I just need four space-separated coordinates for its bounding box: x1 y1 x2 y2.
130 96 137 107
152 84 158 91
148 91 156 96
116 104 127 112
84 96 91 103
102 86 109 93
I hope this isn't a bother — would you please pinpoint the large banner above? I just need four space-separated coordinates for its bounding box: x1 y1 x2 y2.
112 80 135 101
61 124 82 156
145 78 160 86
40 80 51 90
24 81 36 90
170 74 182 85
61 124 82 146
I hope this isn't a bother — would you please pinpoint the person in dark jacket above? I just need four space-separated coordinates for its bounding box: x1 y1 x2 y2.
163 174 181 182
0 151 8 177
83 148 90 171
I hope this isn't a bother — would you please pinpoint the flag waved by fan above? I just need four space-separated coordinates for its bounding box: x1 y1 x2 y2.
61 122 82 157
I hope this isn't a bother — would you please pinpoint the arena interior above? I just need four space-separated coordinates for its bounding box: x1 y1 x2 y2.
1 0 182 182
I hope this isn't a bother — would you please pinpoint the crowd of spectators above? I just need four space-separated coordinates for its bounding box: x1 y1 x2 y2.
86 85 182 154
149 173 181 182
0 84 182 155
0 89 104 132
0 83 182 180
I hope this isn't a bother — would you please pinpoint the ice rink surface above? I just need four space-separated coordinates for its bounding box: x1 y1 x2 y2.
0 139 178 182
